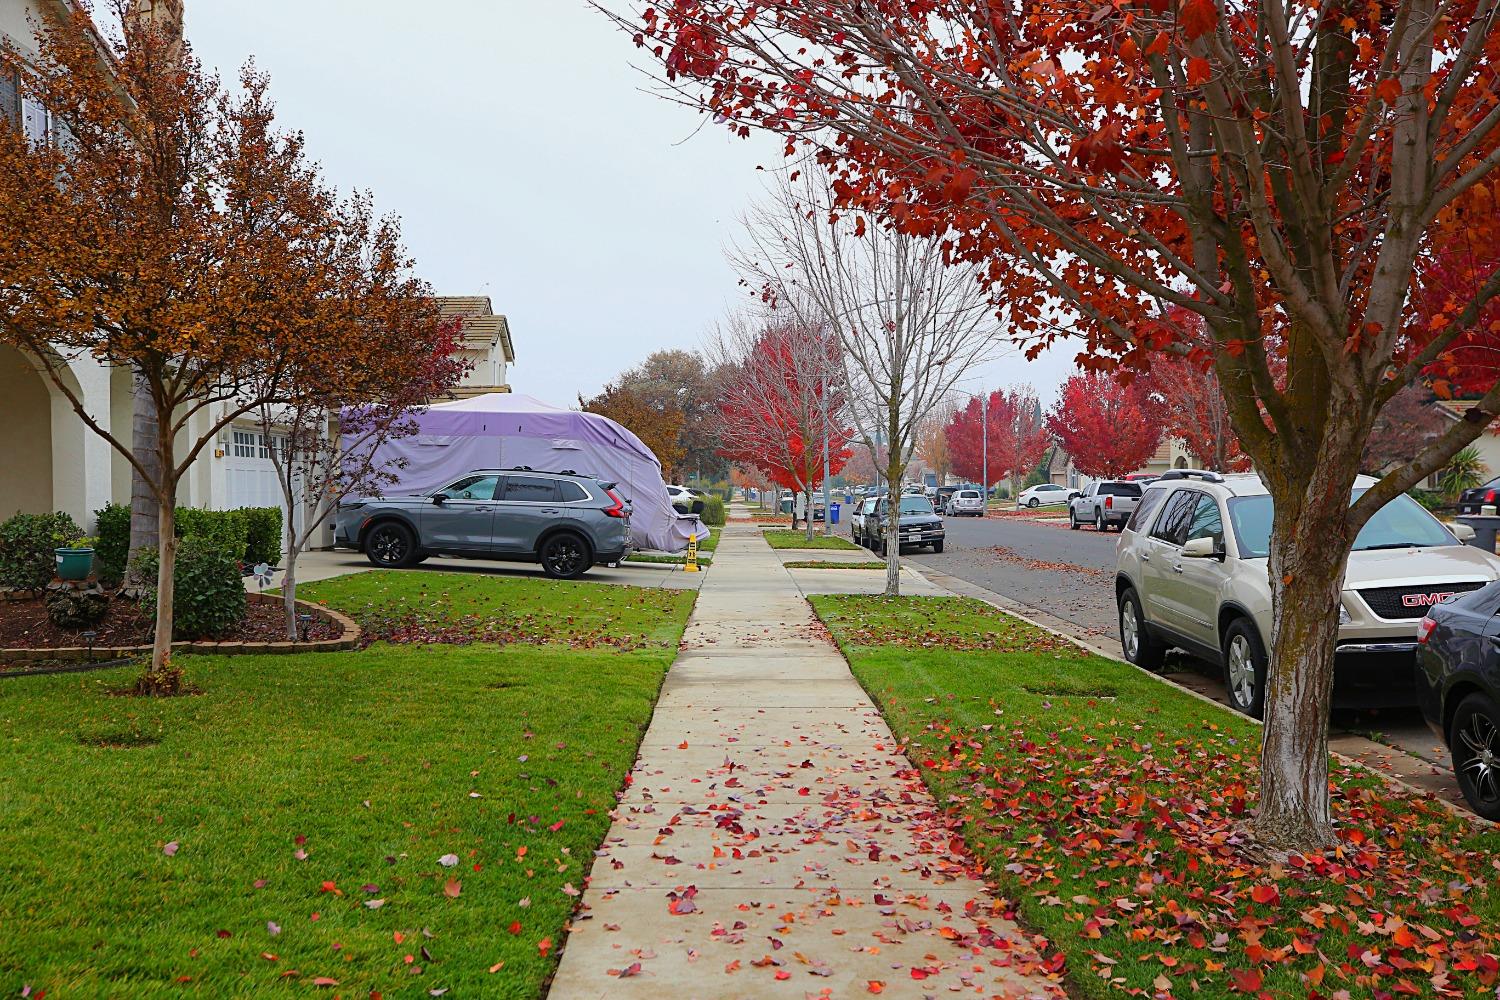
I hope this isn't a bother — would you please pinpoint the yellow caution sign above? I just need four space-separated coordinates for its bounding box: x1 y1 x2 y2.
684 534 700 573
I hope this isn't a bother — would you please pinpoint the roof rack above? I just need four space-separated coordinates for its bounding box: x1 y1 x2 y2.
1157 469 1225 483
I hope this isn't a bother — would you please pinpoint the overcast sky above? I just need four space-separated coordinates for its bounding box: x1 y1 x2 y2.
183 1 1080 407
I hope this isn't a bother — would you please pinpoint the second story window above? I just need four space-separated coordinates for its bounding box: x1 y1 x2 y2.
0 69 18 128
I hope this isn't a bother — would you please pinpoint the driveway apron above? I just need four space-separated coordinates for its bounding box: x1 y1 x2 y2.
548 523 1066 999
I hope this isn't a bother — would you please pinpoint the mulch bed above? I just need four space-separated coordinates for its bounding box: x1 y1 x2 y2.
0 596 342 650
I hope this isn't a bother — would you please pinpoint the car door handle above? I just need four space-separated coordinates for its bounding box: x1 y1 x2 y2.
1141 552 1151 561
1172 562 1184 573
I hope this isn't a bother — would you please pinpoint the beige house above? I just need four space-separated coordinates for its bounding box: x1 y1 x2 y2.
438 297 516 398
1047 438 1195 489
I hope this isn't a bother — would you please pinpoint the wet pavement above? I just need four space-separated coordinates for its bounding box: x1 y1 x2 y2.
906 513 1469 814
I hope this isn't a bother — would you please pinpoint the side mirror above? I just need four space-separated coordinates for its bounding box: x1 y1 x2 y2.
1181 536 1223 559
431 494 446 506
1453 522 1477 543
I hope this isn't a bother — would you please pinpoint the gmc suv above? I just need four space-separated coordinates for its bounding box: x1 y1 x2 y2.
1115 470 1500 716
333 469 632 580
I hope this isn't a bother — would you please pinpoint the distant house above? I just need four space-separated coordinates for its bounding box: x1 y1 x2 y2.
437 297 516 398
1046 438 1195 490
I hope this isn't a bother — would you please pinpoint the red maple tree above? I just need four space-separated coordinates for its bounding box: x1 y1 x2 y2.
1046 373 1163 480
946 387 1050 494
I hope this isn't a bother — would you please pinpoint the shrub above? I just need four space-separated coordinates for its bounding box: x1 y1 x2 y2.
700 495 726 526
94 501 131 584
1410 488 1445 512
174 507 249 566
137 536 247 640
0 511 82 591
240 507 282 567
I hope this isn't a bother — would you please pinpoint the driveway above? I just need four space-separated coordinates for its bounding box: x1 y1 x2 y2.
908 513 1469 814
246 548 707 592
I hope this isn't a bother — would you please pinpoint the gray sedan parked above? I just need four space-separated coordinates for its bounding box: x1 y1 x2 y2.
332 469 632 580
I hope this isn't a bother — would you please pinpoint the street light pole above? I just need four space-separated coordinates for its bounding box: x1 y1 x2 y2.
981 394 988 515
821 369 831 537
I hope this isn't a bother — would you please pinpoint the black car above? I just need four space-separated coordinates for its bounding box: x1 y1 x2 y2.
1458 477 1500 515
1415 580 1500 819
864 494 945 554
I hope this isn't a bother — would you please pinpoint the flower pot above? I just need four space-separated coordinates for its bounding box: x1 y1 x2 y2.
55 547 95 581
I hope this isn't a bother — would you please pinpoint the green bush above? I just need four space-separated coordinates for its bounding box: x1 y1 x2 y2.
174 507 249 566
0 511 81 591
1410 488 1444 512
240 507 282 567
700 495 726 526
94 501 131 584
137 536 247 640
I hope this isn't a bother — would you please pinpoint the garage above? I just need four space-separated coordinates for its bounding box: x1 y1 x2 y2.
223 427 302 557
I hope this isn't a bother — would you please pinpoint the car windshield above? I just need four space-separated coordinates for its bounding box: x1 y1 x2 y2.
1227 490 1454 558
900 497 935 515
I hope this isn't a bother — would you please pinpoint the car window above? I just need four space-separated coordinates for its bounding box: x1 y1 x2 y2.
1101 482 1143 497
558 481 589 502
1126 485 1169 532
437 475 500 501
503 476 561 503
899 497 935 515
1228 490 1454 559
1185 494 1224 544
1150 490 1198 546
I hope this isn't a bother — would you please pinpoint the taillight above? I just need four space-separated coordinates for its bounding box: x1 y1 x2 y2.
603 488 627 518
1487 489 1496 503
1417 616 1438 645
1105 495 1113 509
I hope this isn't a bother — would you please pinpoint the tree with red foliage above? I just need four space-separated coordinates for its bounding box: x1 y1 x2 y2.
601 0 1500 848
1046 373 1163 480
1142 358 1249 473
946 387 1050 498
712 318 851 539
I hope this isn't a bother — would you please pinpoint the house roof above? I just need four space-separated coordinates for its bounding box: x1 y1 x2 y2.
435 295 515 363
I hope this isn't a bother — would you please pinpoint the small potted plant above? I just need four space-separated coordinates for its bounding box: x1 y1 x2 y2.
55 534 97 582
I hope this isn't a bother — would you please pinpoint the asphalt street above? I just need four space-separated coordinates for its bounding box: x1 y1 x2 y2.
901 510 1463 808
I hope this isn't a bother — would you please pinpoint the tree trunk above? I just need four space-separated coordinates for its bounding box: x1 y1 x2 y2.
805 487 816 542
283 542 300 641
126 375 161 593
137 493 180 695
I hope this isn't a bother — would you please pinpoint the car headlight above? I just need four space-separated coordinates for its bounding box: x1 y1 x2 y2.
1338 604 1351 625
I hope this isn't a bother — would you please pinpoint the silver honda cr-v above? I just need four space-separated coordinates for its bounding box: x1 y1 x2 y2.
332 469 632 580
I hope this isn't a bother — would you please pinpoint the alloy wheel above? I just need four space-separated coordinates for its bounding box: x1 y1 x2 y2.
1458 711 1500 809
1226 634 1256 708
369 527 407 565
545 536 586 577
1121 599 1139 660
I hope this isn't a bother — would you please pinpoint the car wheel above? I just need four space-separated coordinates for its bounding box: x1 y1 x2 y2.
1118 587 1164 670
931 540 944 553
1069 509 1080 530
1221 619 1268 719
1095 511 1106 531
1027 497 1039 508
540 532 592 580
364 522 419 569
1449 692 1500 821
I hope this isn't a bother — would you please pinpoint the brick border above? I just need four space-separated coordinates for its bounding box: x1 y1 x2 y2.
0 592 360 662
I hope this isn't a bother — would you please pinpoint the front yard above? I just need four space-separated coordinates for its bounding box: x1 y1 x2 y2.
0 571 694 998
811 594 1500 1000
761 528 861 550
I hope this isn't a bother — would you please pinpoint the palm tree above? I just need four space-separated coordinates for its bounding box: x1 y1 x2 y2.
1439 447 1489 500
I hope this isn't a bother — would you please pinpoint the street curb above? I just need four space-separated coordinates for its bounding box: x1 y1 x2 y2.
916 565 1491 831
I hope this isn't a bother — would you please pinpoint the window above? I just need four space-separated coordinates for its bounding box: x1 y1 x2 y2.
1100 482 1143 497
21 96 47 147
437 475 500 501
1228 490 1455 559
558 481 589 502
503 476 561 503
232 430 256 458
0 70 18 127
1126 486 1169 532
1151 490 1198 546
899 497 934 515
1185 494 1224 545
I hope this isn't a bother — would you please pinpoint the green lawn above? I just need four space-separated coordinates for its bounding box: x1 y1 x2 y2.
782 560 886 569
0 574 694 998
760 529 861 551
810 594 1500 1000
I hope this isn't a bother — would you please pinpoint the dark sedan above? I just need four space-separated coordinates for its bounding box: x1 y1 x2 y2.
865 494 945 555
1416 580 1500 819
1458 476 1500 515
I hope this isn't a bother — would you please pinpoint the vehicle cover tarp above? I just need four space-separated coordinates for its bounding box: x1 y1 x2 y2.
347 393 707 553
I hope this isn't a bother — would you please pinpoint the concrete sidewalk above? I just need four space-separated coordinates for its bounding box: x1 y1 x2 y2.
548 523 1065 999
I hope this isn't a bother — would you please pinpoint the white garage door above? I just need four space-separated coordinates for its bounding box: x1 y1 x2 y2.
224 430 301 554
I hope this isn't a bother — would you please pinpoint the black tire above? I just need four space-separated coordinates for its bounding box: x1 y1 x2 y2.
1095 511 1106 531
1221 618 1268 719
931 540 944 553
1069 509 1080 530
539 532 592 580
1027 497 1039 508
1449 692 1500 821
364 521 419 569
1117 587 1165 671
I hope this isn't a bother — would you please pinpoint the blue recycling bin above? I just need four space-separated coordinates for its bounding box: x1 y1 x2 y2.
830 502 841 525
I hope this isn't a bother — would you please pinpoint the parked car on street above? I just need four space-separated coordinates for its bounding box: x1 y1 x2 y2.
1458 476 1500 515
865 494 945 554
1017 483 1080 508
850 497 878 546
945 488 986 517
1415 581 1500 819
1115 469 1500 717
1069 480 1144 531
334 469 632 580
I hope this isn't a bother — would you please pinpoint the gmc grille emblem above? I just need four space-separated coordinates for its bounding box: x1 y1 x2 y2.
1402 591 1455 608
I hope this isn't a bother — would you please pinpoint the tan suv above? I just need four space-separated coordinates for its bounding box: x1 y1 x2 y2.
1114 470 1500 716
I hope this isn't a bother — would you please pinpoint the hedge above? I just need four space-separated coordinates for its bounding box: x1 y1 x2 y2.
96 504 282 578
94 501 131 584
0 511 82 591
136 536 247 639
242 507 282 567
700 495 726 526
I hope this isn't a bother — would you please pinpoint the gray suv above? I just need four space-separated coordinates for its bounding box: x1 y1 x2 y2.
332 469 632 580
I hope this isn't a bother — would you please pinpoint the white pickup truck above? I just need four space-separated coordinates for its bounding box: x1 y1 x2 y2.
1069 479 1145 532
